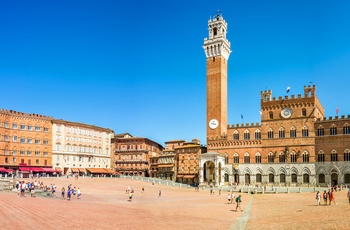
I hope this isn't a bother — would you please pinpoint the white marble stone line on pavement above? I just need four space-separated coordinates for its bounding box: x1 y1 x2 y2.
230 196 253 230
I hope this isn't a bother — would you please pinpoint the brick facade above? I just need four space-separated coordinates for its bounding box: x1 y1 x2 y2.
201 14 350 187
0 109 52 174
112 133 164 177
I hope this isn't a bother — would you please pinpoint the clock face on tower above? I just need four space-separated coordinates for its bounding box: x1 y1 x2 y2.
281 107 293 118
209 119 219 129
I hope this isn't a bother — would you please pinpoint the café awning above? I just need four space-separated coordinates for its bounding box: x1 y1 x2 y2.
183 175 195 178
71 168 79 173
30 167 43 172
86 168 106 174
19 167 31 173
103 168 116 174
42 168 55 173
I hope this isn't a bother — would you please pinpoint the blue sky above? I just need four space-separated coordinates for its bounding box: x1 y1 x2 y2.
1 1 350 146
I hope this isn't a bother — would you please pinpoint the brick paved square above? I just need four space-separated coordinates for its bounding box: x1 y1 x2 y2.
1 177 349 230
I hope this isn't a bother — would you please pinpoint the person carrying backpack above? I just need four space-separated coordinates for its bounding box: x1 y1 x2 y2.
323 190 328 205
235 195 243 211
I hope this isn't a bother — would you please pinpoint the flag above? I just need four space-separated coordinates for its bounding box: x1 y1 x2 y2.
241 114 243 119
336 106 339 115
286 86 291 93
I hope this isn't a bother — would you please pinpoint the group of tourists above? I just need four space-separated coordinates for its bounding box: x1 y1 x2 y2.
15 180 81 201
61 184 81 201
315 187 350 205
227 192 243 211
15 180 56 198
316 188 336 205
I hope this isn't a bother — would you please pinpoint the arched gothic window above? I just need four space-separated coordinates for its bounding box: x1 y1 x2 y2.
343 124 350 134
233 153 239 164
255 152 261 163
233 131 239 140
279 152 285 163
255 130 261 140
302 151 309 162
268 152 274 163
244 153 250 164
330 125 337 136
317 150 325 162
302 126 309 137
331 150 338 161
317 126 324 136
290 151 297 162
290 126 296 138
244 130 250 140
268 128 274 139
279 127 285 138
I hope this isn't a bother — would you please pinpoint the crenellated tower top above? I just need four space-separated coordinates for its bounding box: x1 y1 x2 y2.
203 11 231 60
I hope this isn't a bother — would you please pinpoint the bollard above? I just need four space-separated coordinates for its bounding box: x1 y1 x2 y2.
287 188 289 193
275 188 278 194
299 187 301 193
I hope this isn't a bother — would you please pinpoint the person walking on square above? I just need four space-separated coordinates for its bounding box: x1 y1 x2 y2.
323 190 327 205
67 188 71 201
231 193 235 204
347 188 350 204
158 190 162 198
77 188 81 199
315 191 321 205
227 193 231 204
328 189 332 205
235 195 243 211
61 187 65 200
128 191 133 202
331 188 337 205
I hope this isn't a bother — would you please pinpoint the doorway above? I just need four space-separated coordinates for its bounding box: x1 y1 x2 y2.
331 173 338 186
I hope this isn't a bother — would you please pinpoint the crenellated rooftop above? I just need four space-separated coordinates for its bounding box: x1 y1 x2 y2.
0 108 52 119
228 122 261 128
261 85 317 103
317 115 350 122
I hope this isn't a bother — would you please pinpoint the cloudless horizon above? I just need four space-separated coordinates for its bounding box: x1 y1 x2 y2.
1 1 350 146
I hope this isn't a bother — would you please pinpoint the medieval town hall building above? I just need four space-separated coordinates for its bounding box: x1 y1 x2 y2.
199 13 350 187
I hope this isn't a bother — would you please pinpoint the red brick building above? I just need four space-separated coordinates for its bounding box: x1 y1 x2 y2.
0 109 53 176
200 13 350 187
112 133 163 177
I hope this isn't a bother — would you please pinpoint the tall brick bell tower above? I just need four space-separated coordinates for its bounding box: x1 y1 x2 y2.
203 12 231 141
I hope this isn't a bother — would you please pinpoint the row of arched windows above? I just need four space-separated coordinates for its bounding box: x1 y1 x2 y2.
232 124 350 140
224 149 350 164
231 173 310 184
317 150 350 162
226 151 309 164
317 124 350 136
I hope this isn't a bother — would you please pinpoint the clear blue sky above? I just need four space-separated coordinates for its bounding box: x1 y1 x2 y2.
1 1 350 146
